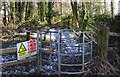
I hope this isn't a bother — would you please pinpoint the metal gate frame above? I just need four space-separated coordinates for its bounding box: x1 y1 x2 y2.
36 29 93 75
36 30 59 74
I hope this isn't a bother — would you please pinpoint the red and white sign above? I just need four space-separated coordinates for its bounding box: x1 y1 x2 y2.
28 39 37 56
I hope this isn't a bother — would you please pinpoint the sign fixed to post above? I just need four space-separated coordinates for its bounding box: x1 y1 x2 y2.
17 41 28 60
17 39 37 60
28 39 37 56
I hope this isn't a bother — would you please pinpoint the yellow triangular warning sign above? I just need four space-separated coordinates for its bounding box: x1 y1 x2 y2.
18 43 27 57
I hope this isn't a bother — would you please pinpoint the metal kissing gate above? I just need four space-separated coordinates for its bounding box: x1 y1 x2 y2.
36 29 93 75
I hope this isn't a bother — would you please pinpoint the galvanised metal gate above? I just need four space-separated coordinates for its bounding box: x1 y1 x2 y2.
36 29 93 75
36 29 59 75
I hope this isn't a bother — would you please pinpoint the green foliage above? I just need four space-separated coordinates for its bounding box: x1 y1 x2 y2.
0 3 2 11
60 13 72 28
113 14 120 25
78 4 84 20
110 14 120 32
46 9 59 20
46 2 53 26
14 2 34 24
19 18 40 28
15 2 19 23
10 1 15 24
46 2 59 26
15 2 21 23
37 2 45 21
94 14 111 23
61 13 72 21
25 2 34 20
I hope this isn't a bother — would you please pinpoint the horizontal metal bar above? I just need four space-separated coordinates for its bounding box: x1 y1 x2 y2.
60 53 82 56
61 64 82 66
39 31 58 33
41 41 55 43
60 44 80 47
84 52 91 55
84 61 91 65
42 59 58 65
60 52 90 56
40 66 58 72
61 62 90 67
61 31 92 34
61 29 92 32
60 42 92 46
61 71 86 75
84 41 92 44
61 38 75 39
42 59 49 63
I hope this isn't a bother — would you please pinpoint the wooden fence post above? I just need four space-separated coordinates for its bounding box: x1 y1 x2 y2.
26 31 30 41
25 28 30 41
97 27 110 60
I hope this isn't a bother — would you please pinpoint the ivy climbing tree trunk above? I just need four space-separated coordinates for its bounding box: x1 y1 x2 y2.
89 1 93 17
3 2 7 26
16 2 21 23
37 2 45 21
25 2 34 20
10 1 15 24
47 2 53 26
97 2 101 15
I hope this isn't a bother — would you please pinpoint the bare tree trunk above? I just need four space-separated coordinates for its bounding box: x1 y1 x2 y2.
60 1 63 15
111 0 114 18
25 2 34 20
20 2 26 22
3 2 7 26
33 2 36 18
7 4 11 25
70 0 81 29
81 1 86 29
25 2 29 20
118 2 120 14
104 0 107 14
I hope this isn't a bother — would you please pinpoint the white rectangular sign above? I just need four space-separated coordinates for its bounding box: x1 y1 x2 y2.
17 41 29 60
28 39 37 56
